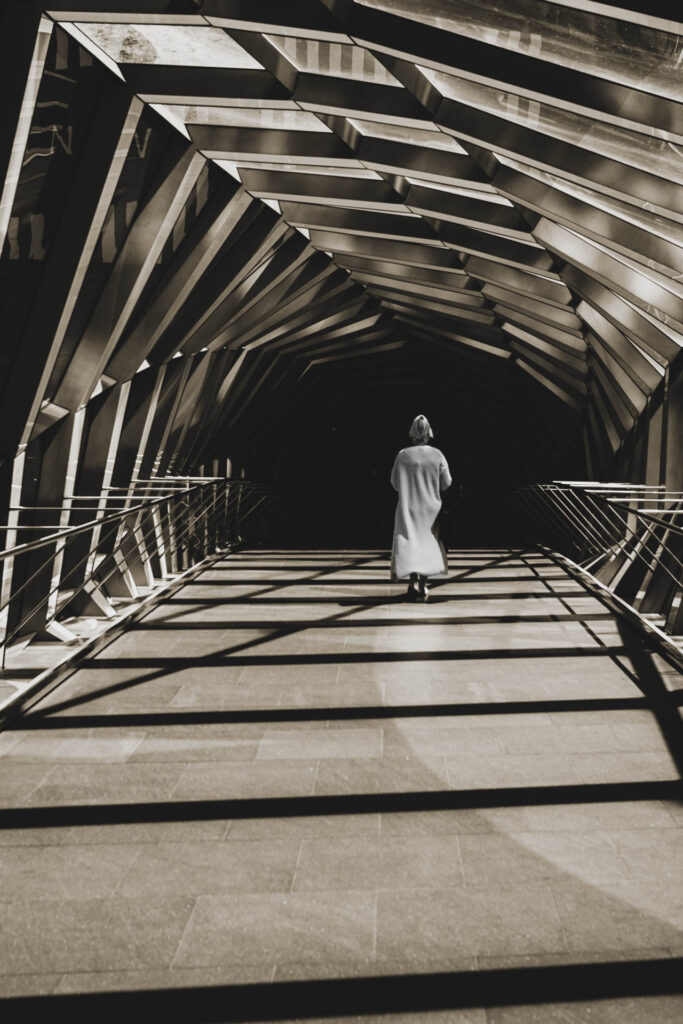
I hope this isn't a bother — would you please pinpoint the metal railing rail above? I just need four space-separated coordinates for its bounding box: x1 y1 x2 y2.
0 477 279 667
3 483 222 651
508 481 683 641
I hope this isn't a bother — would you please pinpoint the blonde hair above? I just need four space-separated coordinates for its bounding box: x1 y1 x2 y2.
409 414 433 444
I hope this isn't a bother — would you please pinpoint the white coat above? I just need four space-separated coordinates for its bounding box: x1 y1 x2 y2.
390 444 452 580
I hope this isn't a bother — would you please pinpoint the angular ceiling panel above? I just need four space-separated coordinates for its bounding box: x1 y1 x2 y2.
1 0 682 489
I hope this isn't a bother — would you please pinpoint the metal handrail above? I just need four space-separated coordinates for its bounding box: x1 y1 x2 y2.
507 480 683 640
0 478 279 666
2 491 192 635
0 480 267 559
0 494 181 561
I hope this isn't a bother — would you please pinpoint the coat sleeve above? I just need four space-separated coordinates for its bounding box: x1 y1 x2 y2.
390 453 401 491
439 456 452 492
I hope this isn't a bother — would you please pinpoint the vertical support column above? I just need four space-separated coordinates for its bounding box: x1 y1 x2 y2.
0 79 142 462
665 368 683 493
8 413 85 641
0 454 27 648
45 405 87 622
0 3 52 254
119 367 167 581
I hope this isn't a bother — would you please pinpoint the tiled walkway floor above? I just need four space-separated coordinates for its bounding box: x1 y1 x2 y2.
1 549 682 1021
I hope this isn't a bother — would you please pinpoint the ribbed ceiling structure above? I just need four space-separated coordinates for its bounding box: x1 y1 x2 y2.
1 0 683 523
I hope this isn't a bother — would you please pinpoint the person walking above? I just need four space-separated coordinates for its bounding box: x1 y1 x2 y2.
390 414 452 601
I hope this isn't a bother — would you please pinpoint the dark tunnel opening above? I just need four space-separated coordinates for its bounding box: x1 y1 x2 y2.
227 366 587 549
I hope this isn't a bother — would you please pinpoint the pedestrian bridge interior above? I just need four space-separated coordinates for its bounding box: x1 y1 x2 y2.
1 1 683 1021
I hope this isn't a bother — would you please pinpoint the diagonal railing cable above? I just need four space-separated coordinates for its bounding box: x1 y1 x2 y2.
508 482 683 652
2 485 220 651
0 478 279 670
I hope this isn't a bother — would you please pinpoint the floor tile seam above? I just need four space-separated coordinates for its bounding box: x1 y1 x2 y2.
600 828 637 879
474 947 678 965
526 876 570 956
19 765 58 803
663 803 683 826
287 880 472 897
312 759 321 802
169 895 202 971
607 820 683 844
0 893 202 910
289 837 306 894
0 971 64 989
108 844 144 899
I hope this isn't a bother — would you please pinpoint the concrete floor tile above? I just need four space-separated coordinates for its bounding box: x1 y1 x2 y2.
662 800 683 825
0 844 140 899
0 731 27 756
131 722 267 740
280 681 384 708
174 892 376 966
380 809 502 836
337 661 434 685
485 672 636 701
0 764 55 806
383 725 505 758
497 725 625 755
1 731 145 763
0 825 74 846
403 713 555 731
264 719 334 730
116 839 300 896
64 820 230 844
384 679 489 706
484 653 632 687
292 835 463 891
129 733 259 762
548 710 656 727
381 800 677 837
446 753 579 790
257 727 382 760
323 717 394 731
0 897 195 974
609 722 673 752
54 963 275 992
173 760 318 799
273 956 478 980
56 676 184 707
410 656 488 685
166 664 246 687
315 757 449 795
227 813 380 840
0 974 63 996
551 877 683 951
251 634 350 657
609 828 683 882
244 664 341 686
478 948 673 969
104 632 184 657
27 762 185 804
376 884 565 959
459 831 628 886
170 680 281 708
570 751 679 784
487 996 683 1023
487 801 677 834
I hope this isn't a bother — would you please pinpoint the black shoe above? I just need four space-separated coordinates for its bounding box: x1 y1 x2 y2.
406 586 420 601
